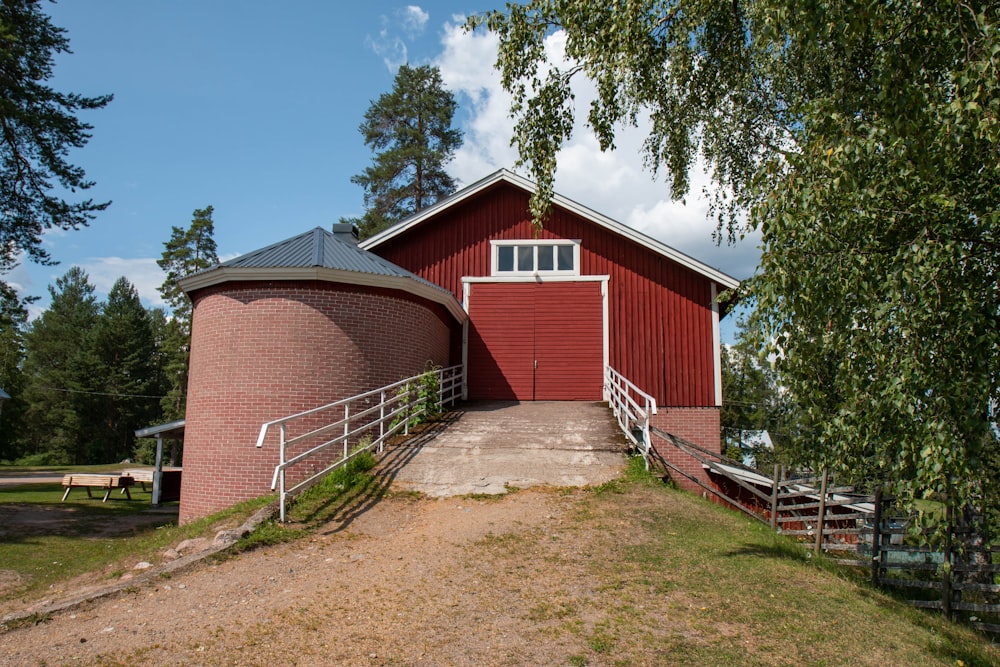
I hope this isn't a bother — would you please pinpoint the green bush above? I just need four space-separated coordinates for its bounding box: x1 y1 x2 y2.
132 438 157 465
14 450 69 466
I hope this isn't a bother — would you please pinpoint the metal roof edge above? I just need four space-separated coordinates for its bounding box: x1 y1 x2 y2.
178 266 467 323
134 418 186 438
360 169 739 290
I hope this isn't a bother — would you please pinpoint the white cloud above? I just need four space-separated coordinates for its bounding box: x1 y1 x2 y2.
368 6 431 71
79 257 167 309
435 20 517 184
3 257 33 295
401 6 429 36
435 21 762 282
367 27 408 72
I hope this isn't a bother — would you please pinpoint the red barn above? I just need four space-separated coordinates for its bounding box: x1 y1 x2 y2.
177 169 738 522
363 169 738 486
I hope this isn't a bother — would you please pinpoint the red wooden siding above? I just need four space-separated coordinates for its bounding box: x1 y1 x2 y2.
467 283 533 400
373 182 718 407
532 281 604 400
468 282 603 401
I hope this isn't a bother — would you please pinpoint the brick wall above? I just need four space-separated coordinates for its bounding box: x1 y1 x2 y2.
179 280 455 524
650 407 721 495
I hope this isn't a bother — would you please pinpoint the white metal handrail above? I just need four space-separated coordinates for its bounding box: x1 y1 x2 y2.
604 365 658 469
256 364 464 521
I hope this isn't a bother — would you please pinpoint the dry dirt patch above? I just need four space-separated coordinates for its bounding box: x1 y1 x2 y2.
0 505 172 540
1 483 995 667
0 490 583 666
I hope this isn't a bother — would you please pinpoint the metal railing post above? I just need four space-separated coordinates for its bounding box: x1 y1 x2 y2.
379 390 386 453
642 398 652 469
404 383 411 436
279 424 287 522
438 367 444 408
344 403 350 458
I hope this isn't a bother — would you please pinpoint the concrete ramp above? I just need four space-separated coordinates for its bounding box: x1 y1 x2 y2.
382 401 628 497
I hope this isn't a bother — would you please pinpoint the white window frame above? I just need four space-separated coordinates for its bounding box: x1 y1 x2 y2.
490 239 581 277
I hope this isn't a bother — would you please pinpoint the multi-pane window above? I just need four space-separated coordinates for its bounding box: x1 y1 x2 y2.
493 241 579 276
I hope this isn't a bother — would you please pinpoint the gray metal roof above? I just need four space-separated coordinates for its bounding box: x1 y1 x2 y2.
135 418 185 439
195 227 447 294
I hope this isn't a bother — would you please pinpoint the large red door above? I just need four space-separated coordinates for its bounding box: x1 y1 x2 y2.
467 281 603 400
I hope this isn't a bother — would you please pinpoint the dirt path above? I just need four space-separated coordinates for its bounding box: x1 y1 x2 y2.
0 488 593 666
3 479 997 667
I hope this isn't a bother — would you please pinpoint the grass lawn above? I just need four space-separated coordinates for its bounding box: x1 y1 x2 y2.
0 463 137 475
0 456 378 607
0 477 271 606
457 463 1000 666
2 457 998 665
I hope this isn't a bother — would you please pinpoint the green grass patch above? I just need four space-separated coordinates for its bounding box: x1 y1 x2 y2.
286 451 379 524
230 520 305 553
0 483 274 604
0 452 384 603
228 452 382 553
0 463 139 475
0 482 154 509
462 473 1000 666
594 455 657 495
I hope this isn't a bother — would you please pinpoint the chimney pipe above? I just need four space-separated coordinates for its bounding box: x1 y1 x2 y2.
331 223 359 245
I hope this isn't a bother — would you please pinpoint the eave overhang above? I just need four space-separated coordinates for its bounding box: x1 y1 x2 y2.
178 266 468 324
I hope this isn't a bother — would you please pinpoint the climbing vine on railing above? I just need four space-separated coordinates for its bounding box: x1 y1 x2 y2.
392 364 443 429
415 364 442 421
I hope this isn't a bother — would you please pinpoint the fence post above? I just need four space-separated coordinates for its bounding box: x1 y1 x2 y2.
814 468 829 554
871 487 883 587
943 500 953 621
770 464 780 532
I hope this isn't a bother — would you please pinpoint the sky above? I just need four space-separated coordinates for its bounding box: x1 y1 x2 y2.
6 1 761 340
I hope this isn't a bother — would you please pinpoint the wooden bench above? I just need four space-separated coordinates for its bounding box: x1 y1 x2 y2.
61 474 135 502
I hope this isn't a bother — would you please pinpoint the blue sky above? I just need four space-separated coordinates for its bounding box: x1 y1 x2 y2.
6 1 759 340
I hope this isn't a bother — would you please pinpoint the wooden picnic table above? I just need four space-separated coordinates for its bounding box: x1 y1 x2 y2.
120 468 154 491
60 474 134 502
119 467 182 503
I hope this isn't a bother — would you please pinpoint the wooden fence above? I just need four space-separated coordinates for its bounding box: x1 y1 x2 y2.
866 492 1000 631
648 429 871 554
649 429 999 630
769 469 872 555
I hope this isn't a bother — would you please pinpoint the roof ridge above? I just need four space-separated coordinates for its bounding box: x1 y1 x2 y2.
311 227 325 267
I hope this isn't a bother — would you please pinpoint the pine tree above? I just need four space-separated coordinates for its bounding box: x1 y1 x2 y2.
347 64 463 239
91 277 161 462
0 0 112 275
156 206 219 420
20 267 100 464
0 283 30 461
